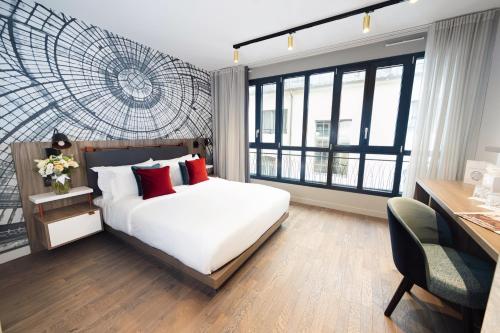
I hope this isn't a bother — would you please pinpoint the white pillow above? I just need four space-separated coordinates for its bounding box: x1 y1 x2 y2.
91 159 154 201
155 154 199 186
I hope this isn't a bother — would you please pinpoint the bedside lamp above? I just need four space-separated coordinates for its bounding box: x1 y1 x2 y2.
46 129 72 156
51 129 72 149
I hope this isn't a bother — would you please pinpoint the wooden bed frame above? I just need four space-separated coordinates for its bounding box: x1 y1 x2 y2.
106 212 288 290
84 145 289 290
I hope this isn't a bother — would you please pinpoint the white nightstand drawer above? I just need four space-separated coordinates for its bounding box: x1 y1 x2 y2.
47 211 102 247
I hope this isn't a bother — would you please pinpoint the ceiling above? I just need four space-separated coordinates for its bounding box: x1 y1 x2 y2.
35 0 500 71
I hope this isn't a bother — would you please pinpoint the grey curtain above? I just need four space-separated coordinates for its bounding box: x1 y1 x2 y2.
211 66 249 182
404 9 499 196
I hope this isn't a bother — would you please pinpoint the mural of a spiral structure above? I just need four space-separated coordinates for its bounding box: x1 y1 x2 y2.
0 0 212 253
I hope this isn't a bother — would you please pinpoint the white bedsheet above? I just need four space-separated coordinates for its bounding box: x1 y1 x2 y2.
94 178 290 274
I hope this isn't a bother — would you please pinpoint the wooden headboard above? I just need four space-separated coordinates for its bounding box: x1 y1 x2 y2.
11 138 201 252
85 146 189 196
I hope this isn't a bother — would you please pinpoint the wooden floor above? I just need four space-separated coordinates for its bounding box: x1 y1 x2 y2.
0 203 463 333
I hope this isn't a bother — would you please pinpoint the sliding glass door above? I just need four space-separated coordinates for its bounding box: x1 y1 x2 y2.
249 53 424 196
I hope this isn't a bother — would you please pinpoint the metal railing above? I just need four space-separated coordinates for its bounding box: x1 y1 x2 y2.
251 149 405 194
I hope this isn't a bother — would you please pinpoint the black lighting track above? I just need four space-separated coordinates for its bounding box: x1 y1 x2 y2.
233 0 407 49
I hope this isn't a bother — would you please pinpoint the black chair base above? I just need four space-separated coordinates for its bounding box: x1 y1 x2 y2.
384 276 414 317
385 276 477 333
461 306 474 333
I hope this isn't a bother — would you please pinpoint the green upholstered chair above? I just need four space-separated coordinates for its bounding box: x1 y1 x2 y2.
385 197 494 332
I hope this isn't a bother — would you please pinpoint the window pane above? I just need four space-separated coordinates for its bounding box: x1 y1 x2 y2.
305 151 328 184
399 155 411 193
369 66 403 146
281 150 301 180
362 154 397 192
249 148 257 176
306 72 334 147
337 71 365 145
331 153 360 187
261 84 276 143
261 149 277 177
248 86 256 143
282 77 305 146
405 58 424 151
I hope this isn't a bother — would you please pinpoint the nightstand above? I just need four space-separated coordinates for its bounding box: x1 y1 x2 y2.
29 186 102 250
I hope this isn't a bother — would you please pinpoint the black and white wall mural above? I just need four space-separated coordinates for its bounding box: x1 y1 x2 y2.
0 0 212 254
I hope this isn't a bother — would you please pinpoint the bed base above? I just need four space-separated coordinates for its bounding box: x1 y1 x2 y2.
104 212 288 290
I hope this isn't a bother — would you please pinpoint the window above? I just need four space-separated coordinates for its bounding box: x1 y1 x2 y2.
262 109 275 134
307 72 334 147
261 83 277 143
337 70 365 145
315 120 330 148
248 53 423 196
282 77 304 146
248 85 256 143
369 65 403 147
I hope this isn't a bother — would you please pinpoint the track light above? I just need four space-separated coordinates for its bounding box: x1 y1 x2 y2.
288 33 294 51
362 12 371 33
233 49 239 64
408 0 419 3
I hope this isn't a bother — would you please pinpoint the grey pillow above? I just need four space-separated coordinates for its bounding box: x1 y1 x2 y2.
178 161 190 185
131 163 160 196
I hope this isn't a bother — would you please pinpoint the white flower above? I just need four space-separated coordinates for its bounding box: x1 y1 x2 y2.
35 159 47 170
45 163 54 176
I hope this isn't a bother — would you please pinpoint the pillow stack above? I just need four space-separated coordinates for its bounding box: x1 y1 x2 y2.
91 154 209 201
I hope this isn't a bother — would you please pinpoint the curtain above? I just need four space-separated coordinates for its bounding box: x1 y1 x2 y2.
404 10 499 196
211 66 249 182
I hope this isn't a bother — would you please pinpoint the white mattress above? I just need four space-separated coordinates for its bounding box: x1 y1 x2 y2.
94 178 290 274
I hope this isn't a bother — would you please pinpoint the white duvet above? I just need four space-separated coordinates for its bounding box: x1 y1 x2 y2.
95 178 290 274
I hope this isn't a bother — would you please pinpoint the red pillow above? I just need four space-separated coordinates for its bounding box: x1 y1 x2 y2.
185 158 209 185
134 166 176 200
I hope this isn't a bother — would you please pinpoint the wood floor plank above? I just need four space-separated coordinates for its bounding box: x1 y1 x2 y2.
0 203 462 332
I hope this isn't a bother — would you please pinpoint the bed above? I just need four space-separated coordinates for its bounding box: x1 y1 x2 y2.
85 146 289 290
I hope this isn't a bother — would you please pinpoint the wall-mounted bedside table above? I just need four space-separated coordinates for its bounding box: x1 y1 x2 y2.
29 186 102 250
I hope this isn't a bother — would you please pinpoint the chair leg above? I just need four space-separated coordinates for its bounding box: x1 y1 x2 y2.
461 306 474 333
384 277 413 317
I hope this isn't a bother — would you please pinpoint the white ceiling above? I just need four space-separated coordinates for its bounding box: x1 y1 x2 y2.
36 0 500 71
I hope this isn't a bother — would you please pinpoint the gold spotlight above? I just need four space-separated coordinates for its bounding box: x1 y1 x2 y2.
233 49 239 64
362 13 371 33
288 33 294 51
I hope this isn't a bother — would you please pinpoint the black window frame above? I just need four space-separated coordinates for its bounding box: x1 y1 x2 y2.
248 52 425 197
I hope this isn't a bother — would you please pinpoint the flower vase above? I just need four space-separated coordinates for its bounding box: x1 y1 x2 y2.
51 176 71 195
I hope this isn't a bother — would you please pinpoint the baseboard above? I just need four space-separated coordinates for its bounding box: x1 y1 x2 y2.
291 195 387 219
0 245 31 264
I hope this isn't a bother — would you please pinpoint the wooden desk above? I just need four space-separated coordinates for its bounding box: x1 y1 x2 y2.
415 179 499 260
414 179 499 333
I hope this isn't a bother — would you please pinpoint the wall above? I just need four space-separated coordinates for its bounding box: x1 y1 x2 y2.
476 19 500 164
248 34 427 218
249 33 427 80
0 0 212 259
252 179 389 218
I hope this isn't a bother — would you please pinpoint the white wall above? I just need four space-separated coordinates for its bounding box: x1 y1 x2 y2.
249 34 427 79
476 20 500 163
252 179 388 218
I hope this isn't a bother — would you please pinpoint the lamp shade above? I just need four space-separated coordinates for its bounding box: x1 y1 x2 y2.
51 129 72 149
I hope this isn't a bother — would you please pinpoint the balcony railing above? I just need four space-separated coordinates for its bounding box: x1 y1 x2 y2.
250 149 404 194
